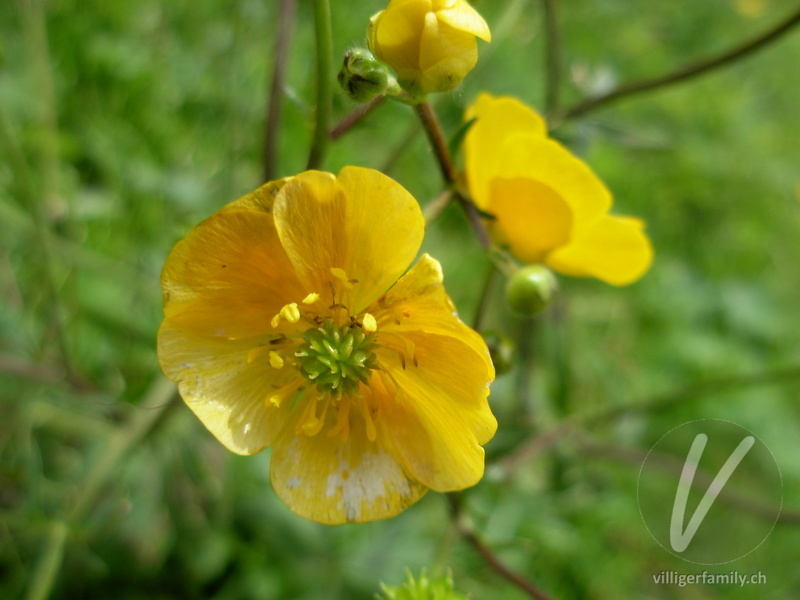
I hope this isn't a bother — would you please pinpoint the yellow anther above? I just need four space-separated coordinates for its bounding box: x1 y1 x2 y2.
267 394 282 407
270 314 281 328
302 292 320 305
280 302 301 323
362 313 377 333
330 267 354 289
269 351 284 369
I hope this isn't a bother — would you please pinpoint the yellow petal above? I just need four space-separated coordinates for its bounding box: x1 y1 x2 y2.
546 215 653 285
418 14 478 93
465 94 547 209
270 398 427 524
436 0 491 42
272 167 424 314
162 210 307 338
218 177 292 214
489 134 612 235
375 330 496 491
488 177 573 264
366 254 496 490
373 254 491 358
157 320 295 455
372 0 431 71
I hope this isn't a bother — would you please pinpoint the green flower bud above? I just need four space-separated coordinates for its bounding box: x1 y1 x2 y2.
482 330 515 375
378 569 468 600
338 49 394 103
505 265 558 316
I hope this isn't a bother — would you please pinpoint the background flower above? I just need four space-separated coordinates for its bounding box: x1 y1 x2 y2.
158 167 496 524
465 93 653 286
368 0 491 96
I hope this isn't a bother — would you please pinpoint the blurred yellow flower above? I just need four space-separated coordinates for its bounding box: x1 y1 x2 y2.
158 167 496 524
464 93 653 286
368 0 491 96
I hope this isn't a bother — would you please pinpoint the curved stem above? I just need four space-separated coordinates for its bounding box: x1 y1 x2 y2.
472 262 497 331
329 96 385 140
414 101 492 248
306 0 333 170
263 0 297 181
561 5 800 120
448 494 558 600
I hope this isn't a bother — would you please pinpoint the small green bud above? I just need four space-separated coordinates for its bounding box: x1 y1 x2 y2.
378 569 468 600
338 49 393 103
505 265 558 316
482 330 515 375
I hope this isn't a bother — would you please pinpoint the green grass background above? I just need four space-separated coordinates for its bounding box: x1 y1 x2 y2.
1 0 799 598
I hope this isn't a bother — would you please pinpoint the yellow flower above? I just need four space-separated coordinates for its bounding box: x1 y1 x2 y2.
158 167 496 524
367 0 491 96
464 93 653 286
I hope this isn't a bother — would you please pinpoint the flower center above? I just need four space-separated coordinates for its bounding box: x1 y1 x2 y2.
295 319 378 399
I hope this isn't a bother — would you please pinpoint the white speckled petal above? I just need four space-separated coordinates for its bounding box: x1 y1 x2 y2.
270 398 427 524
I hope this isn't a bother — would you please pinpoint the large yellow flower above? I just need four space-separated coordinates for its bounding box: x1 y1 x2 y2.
368 0 491 96
158 167 496 524
464 93 653 286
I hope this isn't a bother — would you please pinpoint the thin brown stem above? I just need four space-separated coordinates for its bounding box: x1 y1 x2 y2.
263 0 296 181
448 494 558 600
414 101 493 248
472 263 497 331
329 96 385 140
413 101 458 183
561 5 800 120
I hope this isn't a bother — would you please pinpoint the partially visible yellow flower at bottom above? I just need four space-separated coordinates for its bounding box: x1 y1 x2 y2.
465 93 653 286
158 167 496 524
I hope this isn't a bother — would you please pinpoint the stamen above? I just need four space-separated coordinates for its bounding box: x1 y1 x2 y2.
302 292 320 305
327 397 352 442
265 378 302 408
362 313 377 332
280 303 301 323
362 400 377 443
296 397 328 436
269 351 284 369
272 302 301 328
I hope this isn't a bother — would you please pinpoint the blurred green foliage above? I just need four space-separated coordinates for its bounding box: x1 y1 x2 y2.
1 0 799 599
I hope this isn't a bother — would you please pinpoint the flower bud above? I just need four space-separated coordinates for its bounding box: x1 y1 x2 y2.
367 0 491 97
482 330 515 375
338 49 394 103
378 569 468 600
505 265 558 316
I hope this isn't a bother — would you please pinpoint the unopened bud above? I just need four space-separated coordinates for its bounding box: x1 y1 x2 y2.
338 49 393 103
505 265 558 316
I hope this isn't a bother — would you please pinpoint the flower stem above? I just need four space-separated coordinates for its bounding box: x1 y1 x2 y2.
330 96 386 140
414 101 492 248
413 101 458 183
561 5 800 120
306 0 333 170
472 262 497 331
263 0 297 181
448 494 558 600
